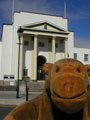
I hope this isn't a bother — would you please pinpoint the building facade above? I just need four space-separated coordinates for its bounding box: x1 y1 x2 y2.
0 11 89 84
74 47 90 64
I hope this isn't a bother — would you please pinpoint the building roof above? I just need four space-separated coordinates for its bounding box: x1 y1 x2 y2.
18 21 69 35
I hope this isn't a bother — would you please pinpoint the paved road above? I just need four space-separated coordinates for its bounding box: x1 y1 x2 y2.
0 105 15 120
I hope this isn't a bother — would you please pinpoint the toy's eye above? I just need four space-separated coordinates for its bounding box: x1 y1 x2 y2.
56 68 60 72
77 68 80 73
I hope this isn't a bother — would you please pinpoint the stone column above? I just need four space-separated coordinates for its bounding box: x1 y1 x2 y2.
31 36 34 80
48 38 52 63
64 38 68 58
52 36 56 63
19 34 23 80
33 35 38 80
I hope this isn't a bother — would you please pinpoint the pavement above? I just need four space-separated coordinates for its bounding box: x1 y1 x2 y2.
0 91 41 120
0 91 41 105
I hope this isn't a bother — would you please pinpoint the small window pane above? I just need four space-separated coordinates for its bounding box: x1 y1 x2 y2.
24 41 29 46
44 25 47 30
74 53 77 60
48 38 51 43
38 42 45 47
84 54 89 62
55 43 58 48
4 76 8 79
10 76 14 79
61 40 64 44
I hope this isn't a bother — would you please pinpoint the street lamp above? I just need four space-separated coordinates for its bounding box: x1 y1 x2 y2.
16 28 23 98
24 75 30 101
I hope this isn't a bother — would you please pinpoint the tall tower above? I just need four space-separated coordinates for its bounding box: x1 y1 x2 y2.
64 1 67 18
12 0 14 23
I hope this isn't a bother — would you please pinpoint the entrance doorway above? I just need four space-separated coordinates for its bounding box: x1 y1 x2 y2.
37 56 47 80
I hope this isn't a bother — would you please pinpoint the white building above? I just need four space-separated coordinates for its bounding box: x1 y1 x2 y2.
73 47 90 65
0 11 89 84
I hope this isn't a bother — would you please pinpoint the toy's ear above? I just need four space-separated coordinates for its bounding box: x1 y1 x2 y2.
85 65 90 77
42 63 53 74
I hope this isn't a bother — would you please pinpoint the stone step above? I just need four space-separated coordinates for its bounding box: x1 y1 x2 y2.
0 86 16 91
19 81 45 92
0 81 45 92
29 81 45 92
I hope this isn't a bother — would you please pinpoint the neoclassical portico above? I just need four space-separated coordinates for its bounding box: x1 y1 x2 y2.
17 21 69 80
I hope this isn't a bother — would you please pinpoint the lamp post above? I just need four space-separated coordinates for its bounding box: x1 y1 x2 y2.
23 67 29 101
24 75 30 101
26 84 29 101
16 28 23 98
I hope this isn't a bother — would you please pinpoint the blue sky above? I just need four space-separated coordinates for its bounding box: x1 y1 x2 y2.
0 0 90 48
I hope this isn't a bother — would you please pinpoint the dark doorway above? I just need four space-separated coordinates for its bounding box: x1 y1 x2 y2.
37 56 46 80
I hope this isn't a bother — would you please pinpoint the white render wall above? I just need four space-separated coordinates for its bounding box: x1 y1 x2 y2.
0 25 13 80
73 47 90 65
23 36 33 77
56 39 62 61
16 12 68 30
68 32 74 58
38 37 49 62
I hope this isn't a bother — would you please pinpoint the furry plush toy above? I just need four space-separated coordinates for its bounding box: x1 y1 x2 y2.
85 65 90 77
4 59 90 120
42 63 53 75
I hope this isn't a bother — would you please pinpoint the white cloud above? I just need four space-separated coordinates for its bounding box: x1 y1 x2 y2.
14 0 63 15
74 37 90 48
0 0 89 24
0 0 64 38
0 0 63 23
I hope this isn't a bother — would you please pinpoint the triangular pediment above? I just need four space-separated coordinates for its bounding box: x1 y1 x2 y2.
20 21 69 33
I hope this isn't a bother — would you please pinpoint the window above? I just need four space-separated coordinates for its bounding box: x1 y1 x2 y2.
4 76 8 79
10 76 14 79
4 75 14 81
44 25 47 30
24 41 29 46
61 40 64 44
55 43 58 48
74 53 77 60
38 42 45 47
48 38 51 43
84 54 89 62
